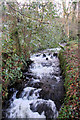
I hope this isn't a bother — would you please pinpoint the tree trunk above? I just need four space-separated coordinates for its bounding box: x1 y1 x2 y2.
77 1 80 74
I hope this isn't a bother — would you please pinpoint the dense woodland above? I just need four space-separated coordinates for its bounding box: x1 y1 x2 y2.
2 1 67 98
1 0 79 119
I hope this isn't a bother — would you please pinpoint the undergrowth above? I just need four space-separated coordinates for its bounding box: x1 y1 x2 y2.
58 40 79 119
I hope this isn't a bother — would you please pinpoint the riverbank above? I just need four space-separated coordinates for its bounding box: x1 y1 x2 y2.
58 40 79 119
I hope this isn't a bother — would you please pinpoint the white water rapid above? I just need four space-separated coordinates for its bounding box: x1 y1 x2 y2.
4 48 65 119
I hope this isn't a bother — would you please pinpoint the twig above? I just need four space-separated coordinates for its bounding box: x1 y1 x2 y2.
7 2 50 24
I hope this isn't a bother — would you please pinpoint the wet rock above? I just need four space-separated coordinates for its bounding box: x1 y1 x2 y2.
41 77 57 85
43 53 46 57
46 58 48 60
41 63 46 67
32 82 43 88
53 53 57 57
26 60 33 66
23 72 35 79
50 55 53 59
21 88 36 99
16 89 23 98
21 60 33 72
27 81 43 89
27 90 34 98
36 54 40 57
48 53 51 56
39 80 65 111
7 88 16 99
52 72 60 77
39 85 54 100
41 62 52 67
52 62 60 67
30 99 58 119
53 81 65 110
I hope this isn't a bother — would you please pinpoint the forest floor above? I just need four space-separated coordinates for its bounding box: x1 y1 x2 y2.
58 40 80 119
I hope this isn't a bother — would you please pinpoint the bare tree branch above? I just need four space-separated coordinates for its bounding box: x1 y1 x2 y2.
7 2 50 24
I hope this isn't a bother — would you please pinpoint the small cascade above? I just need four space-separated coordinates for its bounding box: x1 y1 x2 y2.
4 48 65 119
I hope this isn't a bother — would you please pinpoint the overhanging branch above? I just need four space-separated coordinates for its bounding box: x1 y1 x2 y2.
7 2 50 24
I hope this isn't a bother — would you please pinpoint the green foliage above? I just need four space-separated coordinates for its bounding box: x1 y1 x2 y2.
2 53 24 99
0 84 2 93
58 41 79 119
2 1 67 100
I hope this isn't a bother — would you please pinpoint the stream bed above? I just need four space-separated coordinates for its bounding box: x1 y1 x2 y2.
3 48 65 119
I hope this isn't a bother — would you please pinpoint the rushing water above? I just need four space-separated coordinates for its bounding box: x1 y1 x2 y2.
3 48 65 119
